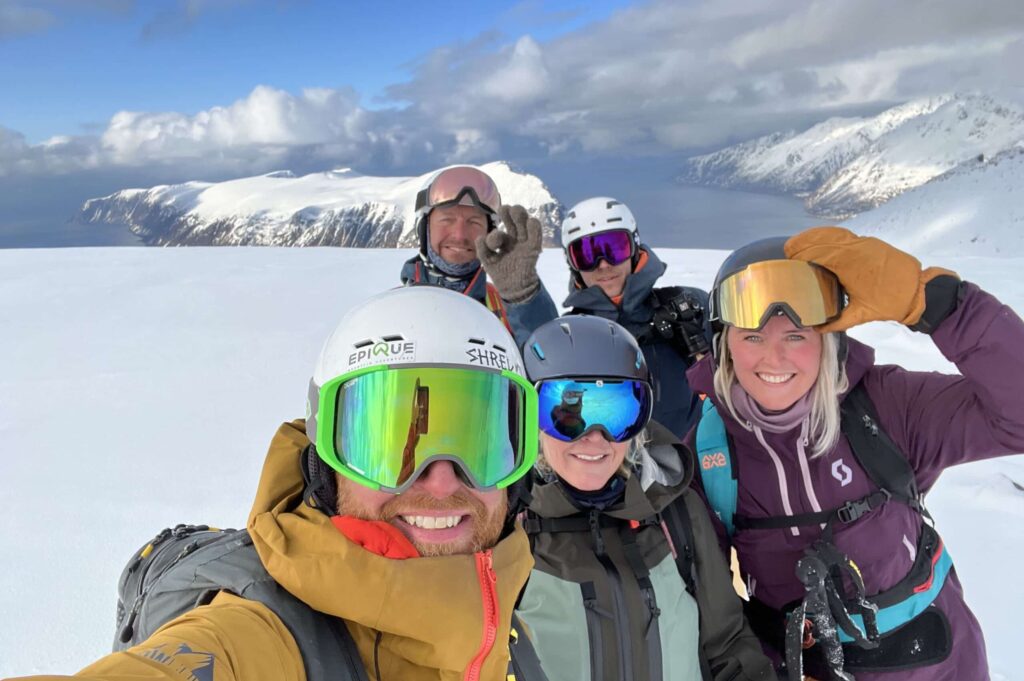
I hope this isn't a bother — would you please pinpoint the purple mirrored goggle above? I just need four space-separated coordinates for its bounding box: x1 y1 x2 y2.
567 230 634 272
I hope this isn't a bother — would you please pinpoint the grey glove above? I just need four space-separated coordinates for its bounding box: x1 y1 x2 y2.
475 204 542 303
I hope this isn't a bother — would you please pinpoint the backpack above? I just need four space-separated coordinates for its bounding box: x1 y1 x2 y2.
114 524 548 681
114 525 368 681
695 382 954 659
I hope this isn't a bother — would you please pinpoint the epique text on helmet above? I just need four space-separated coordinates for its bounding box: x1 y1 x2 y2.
349 340 416 366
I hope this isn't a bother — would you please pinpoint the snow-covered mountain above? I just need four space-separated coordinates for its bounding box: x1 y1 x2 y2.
76 161 564 247
681 94 1024 219
846 145 1024 257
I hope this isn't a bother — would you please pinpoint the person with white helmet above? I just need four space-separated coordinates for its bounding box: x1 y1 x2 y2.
11 287 549 681
401 165 558 348
479 196 710 438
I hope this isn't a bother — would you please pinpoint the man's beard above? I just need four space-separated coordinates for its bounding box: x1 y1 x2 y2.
336 481 508 557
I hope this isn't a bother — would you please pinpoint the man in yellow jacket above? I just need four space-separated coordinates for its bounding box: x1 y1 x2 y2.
9 286 542 681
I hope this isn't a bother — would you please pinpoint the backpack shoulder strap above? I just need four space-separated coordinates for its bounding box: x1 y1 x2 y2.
840 382 922 509
118 527 367 681
695 399 738 536
509 613 551 681
484 282 514 334
660 496 698 595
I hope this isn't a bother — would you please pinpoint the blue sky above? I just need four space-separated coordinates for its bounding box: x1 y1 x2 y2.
2 0 1023 241
1 0 632 143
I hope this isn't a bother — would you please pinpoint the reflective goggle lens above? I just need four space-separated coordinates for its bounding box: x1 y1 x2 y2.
715 260 843 330
537 379 652 442
568 231 634 271
317 366 537 492
422 167 501 215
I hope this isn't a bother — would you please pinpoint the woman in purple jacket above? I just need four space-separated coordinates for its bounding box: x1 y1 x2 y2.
686 227 1024 681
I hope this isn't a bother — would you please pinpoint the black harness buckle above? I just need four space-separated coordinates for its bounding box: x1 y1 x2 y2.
837 489 891 524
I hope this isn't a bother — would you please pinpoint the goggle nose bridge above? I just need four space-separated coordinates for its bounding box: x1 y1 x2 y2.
385 453 502 494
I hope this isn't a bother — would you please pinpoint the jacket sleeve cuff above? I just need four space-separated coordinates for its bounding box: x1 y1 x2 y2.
909 275 964 334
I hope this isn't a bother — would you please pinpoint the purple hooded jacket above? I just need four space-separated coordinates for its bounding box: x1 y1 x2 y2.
685 283 1024 681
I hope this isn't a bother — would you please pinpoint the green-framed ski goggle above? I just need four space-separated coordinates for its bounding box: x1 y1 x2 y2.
313 364 538 493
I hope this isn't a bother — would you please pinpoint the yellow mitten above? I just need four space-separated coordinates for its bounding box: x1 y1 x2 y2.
784 226 958 333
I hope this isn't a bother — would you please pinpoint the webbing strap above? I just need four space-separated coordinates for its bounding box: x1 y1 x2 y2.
734 490 892 532
484 283 513 334
663 500 698 596
522 512 658 535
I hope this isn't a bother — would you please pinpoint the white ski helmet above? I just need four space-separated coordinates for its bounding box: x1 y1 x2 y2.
560 197 639 249
306 286 525 445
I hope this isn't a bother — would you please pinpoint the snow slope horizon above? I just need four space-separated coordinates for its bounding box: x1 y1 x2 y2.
1 246 1021 679
847 146 1024 257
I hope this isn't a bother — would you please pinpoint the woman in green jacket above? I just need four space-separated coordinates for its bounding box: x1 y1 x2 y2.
516 315 774 681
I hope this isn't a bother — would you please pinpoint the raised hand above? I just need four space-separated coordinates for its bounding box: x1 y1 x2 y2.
475 204 544 303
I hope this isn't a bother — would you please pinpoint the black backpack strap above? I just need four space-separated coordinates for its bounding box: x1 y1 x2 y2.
509 614 551 681
660 498 697 596
734 382 925 535
522 511 656 536
840 382 923 512
734 489 892 532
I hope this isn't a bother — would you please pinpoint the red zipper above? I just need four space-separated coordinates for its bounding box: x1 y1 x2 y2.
465 549 499 681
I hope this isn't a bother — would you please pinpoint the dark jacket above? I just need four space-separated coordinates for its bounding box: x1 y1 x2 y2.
506 246 708 438
516 421 775 681
685 283 1024 681
400 254 546 349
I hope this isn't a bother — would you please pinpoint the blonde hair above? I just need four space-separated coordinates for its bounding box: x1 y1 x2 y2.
713 330 849 457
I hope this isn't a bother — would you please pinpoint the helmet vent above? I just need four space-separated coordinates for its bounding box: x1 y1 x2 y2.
493 344 507 353
381 334 404 342
607 217 622 223
468 338 486 345
606 200 621 209
567 226 580 235
353 339 374 349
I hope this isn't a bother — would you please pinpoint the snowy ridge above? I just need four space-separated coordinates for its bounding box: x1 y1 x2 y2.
681 94 1024 219
846 145 1024 257
76 161 564 247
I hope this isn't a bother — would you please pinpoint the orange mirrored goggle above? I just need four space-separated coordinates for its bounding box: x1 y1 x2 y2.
713 260 844 330
415 166 501 217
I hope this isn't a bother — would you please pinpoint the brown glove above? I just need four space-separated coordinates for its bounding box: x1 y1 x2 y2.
784 226 959 333
475 204 543 303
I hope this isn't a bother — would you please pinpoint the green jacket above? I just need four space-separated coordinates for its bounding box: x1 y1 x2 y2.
516 422 774 681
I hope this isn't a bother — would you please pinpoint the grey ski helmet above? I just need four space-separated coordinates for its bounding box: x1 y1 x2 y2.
524 314 650 384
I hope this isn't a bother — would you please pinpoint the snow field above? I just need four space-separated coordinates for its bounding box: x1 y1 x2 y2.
0 246 1021 678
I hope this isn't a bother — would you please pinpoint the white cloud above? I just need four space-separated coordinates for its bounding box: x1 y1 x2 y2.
481 36 550 103
3 0 1024 180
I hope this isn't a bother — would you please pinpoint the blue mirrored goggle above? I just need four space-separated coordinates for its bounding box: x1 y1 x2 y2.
537 378 652 442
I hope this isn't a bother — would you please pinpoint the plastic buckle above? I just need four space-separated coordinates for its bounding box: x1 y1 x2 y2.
837 499 871 524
